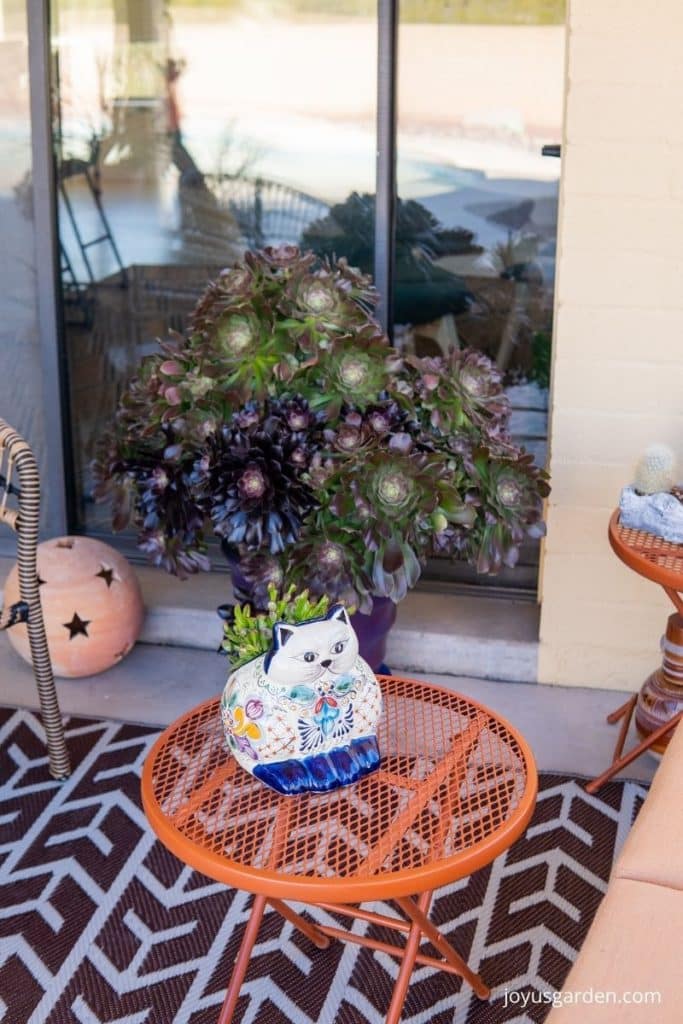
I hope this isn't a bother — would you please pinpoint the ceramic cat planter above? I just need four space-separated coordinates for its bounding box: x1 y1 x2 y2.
221 605 382 795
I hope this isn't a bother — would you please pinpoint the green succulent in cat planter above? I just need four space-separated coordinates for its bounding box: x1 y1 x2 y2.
220 585 382 795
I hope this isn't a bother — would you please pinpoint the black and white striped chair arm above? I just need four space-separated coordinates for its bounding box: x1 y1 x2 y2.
0 415 71 778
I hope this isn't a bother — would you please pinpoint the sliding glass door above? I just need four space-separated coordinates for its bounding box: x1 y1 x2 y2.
49 0 565 591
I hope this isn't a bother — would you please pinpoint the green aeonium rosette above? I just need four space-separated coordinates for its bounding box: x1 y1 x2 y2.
316 440 476 605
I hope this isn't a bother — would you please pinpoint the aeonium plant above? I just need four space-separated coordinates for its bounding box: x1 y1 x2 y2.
94 244 550 611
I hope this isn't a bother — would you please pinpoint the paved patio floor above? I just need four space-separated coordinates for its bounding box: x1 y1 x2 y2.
0 638 656 785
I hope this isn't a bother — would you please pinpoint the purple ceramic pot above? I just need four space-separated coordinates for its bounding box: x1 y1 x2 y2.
349 597 397 674
220 543 396 673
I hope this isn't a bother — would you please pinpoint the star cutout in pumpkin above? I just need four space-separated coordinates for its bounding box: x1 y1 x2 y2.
63 612 91 640
95 565 117 588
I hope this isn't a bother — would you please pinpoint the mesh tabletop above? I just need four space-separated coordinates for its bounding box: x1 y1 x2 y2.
142 675 536 902
610 510 683 589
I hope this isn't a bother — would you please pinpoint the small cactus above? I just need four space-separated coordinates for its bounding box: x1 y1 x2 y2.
634 444 678 495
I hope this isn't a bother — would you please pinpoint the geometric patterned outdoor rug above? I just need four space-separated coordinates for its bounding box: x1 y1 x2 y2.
0 707 648 1024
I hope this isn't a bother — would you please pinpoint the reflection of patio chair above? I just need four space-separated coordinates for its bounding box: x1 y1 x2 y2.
205 175 329 249
0 419 70 780
58 139 128 290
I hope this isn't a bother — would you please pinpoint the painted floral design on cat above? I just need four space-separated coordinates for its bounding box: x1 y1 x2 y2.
221 605 382 795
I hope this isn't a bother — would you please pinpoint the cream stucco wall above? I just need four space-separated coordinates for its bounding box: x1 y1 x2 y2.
539 0 683 688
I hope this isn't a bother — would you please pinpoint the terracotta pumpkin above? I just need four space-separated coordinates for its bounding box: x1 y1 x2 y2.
4 536 145 678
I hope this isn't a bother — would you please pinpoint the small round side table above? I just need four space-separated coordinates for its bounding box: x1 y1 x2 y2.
586 510 683 793
142 675 537 1024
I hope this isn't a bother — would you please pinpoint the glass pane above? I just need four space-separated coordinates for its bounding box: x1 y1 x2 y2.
396 1 565 589
50 0 377 532
0 3 47 482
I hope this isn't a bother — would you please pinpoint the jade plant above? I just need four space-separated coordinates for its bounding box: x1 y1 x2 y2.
94 244 550 611
221 584 329 669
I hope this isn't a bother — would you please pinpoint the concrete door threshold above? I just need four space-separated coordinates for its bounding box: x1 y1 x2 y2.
0 557 540 684
124 566 540 684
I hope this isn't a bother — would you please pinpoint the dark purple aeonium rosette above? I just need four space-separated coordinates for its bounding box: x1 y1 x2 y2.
191 396 324 555
404 348 511 442
467 448 551 574
92 429 211 579
286 531 374 613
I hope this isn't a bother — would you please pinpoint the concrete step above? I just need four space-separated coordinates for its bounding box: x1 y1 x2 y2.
0 556 539 683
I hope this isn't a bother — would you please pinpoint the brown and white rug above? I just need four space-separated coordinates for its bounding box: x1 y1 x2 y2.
0 706 647 1024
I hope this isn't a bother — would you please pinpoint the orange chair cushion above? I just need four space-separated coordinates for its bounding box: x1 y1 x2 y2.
613 720 683 890
545 877 683 1022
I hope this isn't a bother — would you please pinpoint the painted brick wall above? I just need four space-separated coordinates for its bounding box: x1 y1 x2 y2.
539 0 683 689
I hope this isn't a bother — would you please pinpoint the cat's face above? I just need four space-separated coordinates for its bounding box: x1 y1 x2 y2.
266 605 359 686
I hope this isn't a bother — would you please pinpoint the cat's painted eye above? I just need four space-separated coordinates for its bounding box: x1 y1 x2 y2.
303 651 316 663
332 641 345 655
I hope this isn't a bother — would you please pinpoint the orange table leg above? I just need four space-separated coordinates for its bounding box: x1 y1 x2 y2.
609 695 638 761
316 922 471 976
395 896 490 1000
218 891 491 1023
316 898 491 982
268 898 331 949
587 606 683 793
217 893 267 1024
385 891 432 1024
317 901 412 934
586 710 682 795
606 695 637 729
663 586 683 616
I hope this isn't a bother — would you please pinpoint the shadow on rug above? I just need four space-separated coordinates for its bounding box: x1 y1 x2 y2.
0 707 647 1024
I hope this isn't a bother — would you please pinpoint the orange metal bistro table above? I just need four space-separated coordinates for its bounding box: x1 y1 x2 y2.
142 674 537 1024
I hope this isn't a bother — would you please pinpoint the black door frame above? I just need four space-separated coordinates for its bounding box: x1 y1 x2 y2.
374 0 398 337
27 0 74 539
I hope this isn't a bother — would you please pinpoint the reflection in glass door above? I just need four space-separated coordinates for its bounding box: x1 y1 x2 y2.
50 0 377 533
397 2 565 589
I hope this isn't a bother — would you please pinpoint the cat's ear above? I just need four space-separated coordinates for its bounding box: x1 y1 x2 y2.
326 604 351 627
273 622 295 649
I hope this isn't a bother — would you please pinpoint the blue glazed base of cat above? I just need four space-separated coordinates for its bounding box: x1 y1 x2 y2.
253 735 381 796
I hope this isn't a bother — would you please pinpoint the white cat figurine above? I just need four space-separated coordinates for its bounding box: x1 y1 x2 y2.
221 605 382 795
